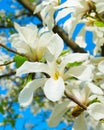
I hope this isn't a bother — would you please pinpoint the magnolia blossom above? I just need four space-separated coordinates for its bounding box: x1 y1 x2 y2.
9 22 62 61
48 79 103 129
59 0 91 38
34 0 90 32
34 0 59 30
72 86 104 130
16 37 89 107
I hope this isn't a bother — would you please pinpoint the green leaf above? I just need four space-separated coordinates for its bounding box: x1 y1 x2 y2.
9 119 15 128
0 105 4 114
67 62 82 68
13 55 28 68
29 0 35 2
87 98 100 106
94 20 104 27
27 74 33 82
60 50 69 56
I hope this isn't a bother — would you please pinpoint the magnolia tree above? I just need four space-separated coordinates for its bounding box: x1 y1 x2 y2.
0 0 104 129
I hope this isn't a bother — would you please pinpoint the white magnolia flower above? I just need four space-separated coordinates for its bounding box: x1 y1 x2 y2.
16 41 89 106
70 83 103 130
9 22 62 61
60 0 90 38
48 79 103 129
34 0 59 30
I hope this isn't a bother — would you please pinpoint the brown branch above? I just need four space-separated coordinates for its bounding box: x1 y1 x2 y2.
0 60 14 66
0 71 16 79
64 90 87 110
53 26 87 53
101 45 104 56
17 0 35 13
17 0 86 53
17 0 42 21
0 43 28 58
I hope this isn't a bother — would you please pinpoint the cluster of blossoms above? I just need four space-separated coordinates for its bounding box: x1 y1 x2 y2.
0 0 104 130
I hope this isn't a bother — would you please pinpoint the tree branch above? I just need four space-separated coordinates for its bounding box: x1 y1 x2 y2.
0 43 28 58
53 26 86 53
17 0 86 53
64 90 87 110
0 71 16 79
0 60 14 66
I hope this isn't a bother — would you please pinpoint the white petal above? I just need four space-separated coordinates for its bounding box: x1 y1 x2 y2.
88 103 104 121
16 61 50 76
18 78 47 107
75 36 87 48
34 2 44 14
43 77 65 102
63 16 77 38
9 33 29 54
47 34 64 60
72 114 87 130
60 53 89 73
96 122 104 130
48 100 69 127
65 65 94 81
98 60 104 73
14 22 37 45
56 0 82 9
87 82 103 95
56 8 72 23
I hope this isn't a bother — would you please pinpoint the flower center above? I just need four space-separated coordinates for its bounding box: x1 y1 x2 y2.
54 71 60 80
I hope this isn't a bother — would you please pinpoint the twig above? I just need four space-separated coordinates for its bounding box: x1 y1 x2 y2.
64 90 87 110
0 71 16 79
0 60 14 66
53 26 87 53
0 43 28 58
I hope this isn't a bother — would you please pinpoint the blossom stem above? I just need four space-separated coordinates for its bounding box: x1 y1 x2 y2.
64 91 87 110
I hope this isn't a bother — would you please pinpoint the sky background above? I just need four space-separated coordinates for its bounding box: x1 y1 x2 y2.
0 0 95 130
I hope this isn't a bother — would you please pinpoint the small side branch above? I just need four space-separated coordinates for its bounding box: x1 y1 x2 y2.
0 71 16 79
64 91 87 110
53 26 87 53
0 60 14 66
0 43 28 58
